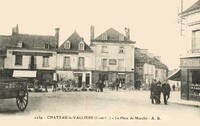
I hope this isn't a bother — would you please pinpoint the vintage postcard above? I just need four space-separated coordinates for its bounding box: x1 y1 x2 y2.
0 0 199 126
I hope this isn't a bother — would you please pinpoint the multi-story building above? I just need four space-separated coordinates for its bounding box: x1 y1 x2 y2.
135 47 168 89
0 25 138 90
178 0 200 101
56 31 93 88
0 25 58 84
90 26 135 88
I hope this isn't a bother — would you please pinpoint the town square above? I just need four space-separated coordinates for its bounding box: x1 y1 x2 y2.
0 0 200 125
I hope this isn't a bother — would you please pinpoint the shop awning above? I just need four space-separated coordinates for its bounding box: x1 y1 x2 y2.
13 70 37 78
167 69 181 81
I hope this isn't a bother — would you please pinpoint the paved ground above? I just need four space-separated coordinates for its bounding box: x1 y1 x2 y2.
0 90 199 125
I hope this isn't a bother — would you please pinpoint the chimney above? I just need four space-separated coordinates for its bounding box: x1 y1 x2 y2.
90 25 95 42
125 27 130 40
148 53 154 58
55 28 60 48
12 24 19 35
155 56 161 61
140 49 148 55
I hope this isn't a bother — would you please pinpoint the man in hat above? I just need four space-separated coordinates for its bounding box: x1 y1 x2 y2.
162 79 171 105
150 79 157 104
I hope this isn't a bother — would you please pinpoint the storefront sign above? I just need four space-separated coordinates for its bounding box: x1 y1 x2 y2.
12 51 53 56
180 58 200 67
109 59 117 65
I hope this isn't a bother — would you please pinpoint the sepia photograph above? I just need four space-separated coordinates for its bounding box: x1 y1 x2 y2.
0 0 200 126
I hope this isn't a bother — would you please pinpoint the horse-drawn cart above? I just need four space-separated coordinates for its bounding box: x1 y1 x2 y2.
0 78 28 111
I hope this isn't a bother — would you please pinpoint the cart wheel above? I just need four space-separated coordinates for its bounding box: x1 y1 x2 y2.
16 91 28 111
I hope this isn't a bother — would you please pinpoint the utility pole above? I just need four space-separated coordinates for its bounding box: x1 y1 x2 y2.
180 0 184 36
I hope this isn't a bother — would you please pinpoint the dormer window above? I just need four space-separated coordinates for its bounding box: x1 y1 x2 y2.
102 34 107 40
119 34 125 41
119 46 125 54
17 41 24 48
45 43 50 49
79 41 85 50
64 41 71 49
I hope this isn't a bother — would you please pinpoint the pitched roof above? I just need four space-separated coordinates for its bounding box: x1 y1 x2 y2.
135 51 168 70
182 0 200 15
0 35 12 49
11 34 57 49
92 28 135 44
0 33 57 50
59 31 92 53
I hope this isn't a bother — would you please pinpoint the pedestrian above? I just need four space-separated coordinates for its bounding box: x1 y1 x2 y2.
172 84 176 91
99 80 104 92
43 80 49 92
95 80 100 92
52 81 57 92
162 80 171 105
177 83 180 91
110 81 115 91
155 81 162 104
150 79 157 104
115 81 119 91
119 81 122 88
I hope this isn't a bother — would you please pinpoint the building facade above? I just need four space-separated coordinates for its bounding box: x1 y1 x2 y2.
90 26 135 89
179 0 200 101
0 25 58 84
56 31 93 88
135 47 168 89
1 25 139 90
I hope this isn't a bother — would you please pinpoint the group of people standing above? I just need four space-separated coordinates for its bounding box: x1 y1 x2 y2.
96 80 105 92
95 80 123 92
150 79 171 105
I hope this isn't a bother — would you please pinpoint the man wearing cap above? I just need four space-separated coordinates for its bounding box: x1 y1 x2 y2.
162 80 171 105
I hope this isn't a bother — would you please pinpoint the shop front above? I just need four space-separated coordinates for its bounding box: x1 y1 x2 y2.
73 71 92 88
91 71 134 89
180 57 200 101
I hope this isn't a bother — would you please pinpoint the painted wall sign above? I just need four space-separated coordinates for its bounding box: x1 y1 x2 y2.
180 58 200 67
109 59 117 65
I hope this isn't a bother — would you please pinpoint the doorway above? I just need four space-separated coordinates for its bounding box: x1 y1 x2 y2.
78 73 83 88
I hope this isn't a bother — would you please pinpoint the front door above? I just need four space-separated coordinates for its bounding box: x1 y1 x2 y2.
78 74 83 88
86 73 90 88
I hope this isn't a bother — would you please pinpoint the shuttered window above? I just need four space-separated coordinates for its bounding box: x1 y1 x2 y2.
15 55 23 65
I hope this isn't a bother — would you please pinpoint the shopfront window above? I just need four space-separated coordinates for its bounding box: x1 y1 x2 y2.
191 71 200 84
189 70 200 101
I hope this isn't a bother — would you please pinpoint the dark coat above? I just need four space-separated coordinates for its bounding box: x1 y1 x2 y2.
150 83 157 99
162 83 171 94
155 85 162 95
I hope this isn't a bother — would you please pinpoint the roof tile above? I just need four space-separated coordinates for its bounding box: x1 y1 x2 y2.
59 31 92 52
92 28 135 44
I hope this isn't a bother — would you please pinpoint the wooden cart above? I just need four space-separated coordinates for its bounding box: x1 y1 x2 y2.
0 78 28 111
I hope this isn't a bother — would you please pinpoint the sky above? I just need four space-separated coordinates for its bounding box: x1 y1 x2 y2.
0 0 198 70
